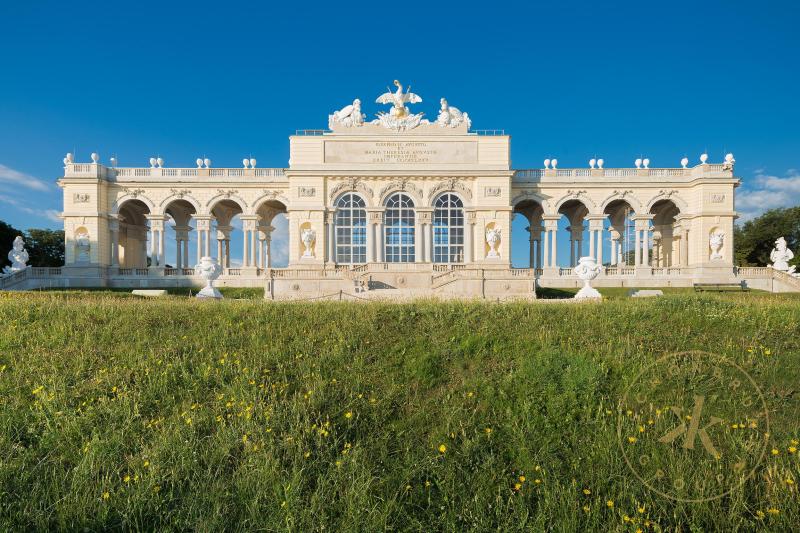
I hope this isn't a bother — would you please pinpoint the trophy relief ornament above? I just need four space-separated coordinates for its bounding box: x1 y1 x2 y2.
301 228 317 258
485 228 501 259
709 231 725 261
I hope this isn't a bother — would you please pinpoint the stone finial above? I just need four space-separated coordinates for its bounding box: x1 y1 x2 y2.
700 153 708 164
203 158 212 168
196 158 203 168
249 158 256 168
551 158 558 169
110 157 117 167
681 157 689 168
543 158 551 169
589 158 596 169
635 158 642 169
643 158 650 169
157 157 164 168
149 157 157 168
242 158 250 169
597 158 604 169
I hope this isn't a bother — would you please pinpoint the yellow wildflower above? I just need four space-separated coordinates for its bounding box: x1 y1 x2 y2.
345 411 353 419
767 508 779 515
582 505 590 512
102 491 110 500
606 500 614 508
583 488 591 495
438 444 447 454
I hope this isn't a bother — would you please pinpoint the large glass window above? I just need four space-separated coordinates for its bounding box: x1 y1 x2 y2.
384 193 415 263
433 193 464 263
334 193 367 264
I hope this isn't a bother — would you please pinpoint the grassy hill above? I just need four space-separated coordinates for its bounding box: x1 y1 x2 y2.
0 292 798 530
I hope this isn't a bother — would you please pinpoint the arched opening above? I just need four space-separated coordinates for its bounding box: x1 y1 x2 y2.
334 192 367 264
163 199 197 270
557 199 590 268
116 199 150 268
210 199 244 268
650 199 681 267
604 199 637 267
384 192 415 263
512 199 543 268
255 199 289 268
432 193 464 263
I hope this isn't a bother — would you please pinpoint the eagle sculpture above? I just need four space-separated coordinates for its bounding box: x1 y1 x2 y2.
376 80 422 118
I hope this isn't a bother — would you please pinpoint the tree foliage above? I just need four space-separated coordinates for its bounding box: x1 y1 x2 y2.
734 207 800 267
25 228 66 267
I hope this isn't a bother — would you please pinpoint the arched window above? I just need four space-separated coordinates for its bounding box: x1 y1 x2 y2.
384 192 415 263
433 193 465 263
335 193 367 264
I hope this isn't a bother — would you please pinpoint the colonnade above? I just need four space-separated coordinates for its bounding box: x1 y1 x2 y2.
521 212 687 269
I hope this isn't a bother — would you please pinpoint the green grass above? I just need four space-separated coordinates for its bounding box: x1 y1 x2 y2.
0 292 798 530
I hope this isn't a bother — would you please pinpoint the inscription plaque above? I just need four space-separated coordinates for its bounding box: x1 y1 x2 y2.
324 140 478 165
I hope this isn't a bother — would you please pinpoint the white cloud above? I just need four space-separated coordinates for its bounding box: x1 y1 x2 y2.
737 169 800 221
0 164 50 191
0 194 61 223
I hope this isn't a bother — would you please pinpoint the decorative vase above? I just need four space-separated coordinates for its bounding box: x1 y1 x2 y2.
573 256 602 299
195 256 223 299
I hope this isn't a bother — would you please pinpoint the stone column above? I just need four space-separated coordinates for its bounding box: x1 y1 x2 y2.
376 219 384 263
634 227 641 266
464 211 476 264
240 216 261 270
542 216 560 271
193 216 214 264
109 218 120 267
325 210 336 264
417 209 432 263
367 210 382 264
183 239 190 268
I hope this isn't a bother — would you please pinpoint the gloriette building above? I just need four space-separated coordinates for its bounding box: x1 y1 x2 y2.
6 81 799 297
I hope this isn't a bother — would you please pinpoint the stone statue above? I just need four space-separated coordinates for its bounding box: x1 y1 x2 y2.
769 237 796 274
3 236 29 275
76 231 91 263
301 228 316 258
329 98 365 128
436 98 471 129
194 256 223 298
709 231 725 261
485 228 501 259
573 256 602 299
373 79 428 131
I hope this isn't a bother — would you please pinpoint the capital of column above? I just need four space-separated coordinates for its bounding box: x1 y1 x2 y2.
367 209 384 224
324 209 337 224
145 214 168 230
193 215 214 231
542 215 560 230
466 210 477 225
257 225 275 241
587 215 607 231
417 208 433 225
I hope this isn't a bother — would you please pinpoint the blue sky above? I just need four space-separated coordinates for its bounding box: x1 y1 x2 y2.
1 0 798 267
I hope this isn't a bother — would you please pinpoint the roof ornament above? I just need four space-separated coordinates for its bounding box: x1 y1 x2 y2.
373 80 427 131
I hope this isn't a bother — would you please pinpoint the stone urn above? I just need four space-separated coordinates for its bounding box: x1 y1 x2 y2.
194 256 223 299
3 236 29 275
485 228 501 259
573 256 602 299
301 228 316 258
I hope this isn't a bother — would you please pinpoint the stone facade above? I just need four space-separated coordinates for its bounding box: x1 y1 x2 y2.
42 83 790 298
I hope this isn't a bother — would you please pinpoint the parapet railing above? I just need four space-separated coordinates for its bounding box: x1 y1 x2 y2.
63 164 286 181
514 164 729 181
